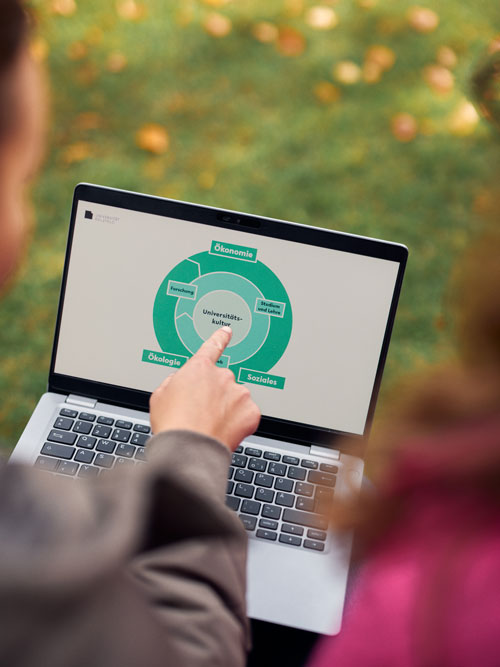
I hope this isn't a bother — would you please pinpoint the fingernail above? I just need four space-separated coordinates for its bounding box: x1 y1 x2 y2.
221 325 232 334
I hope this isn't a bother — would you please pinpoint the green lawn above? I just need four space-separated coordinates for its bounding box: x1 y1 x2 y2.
1 0 499 452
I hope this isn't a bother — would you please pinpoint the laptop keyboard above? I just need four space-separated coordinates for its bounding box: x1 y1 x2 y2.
34 408 151 478
34 408 335 552
227 445 338 553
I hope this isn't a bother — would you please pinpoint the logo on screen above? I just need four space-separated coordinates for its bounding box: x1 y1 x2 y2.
84 210 93 220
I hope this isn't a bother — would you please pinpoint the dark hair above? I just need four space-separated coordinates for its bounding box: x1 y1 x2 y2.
0 0 29 138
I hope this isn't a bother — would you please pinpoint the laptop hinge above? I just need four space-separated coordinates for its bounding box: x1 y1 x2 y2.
309 445 340 461
66 394 97 409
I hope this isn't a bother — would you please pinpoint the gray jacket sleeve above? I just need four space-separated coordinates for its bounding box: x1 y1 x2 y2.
0 430 249 667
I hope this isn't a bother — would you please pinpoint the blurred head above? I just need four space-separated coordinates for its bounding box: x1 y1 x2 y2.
0 0 46 291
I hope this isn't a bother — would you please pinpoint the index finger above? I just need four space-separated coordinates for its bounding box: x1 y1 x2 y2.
195 326 232 363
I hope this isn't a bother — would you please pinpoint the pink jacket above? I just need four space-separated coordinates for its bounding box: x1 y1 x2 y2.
309 417 500 667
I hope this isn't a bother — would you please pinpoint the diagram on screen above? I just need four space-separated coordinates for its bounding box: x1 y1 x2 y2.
144 240 292 389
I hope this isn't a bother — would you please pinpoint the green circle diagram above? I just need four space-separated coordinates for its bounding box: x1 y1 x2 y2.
153 249 293 378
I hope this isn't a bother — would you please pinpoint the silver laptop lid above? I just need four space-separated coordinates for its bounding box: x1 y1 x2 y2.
49 184 407 449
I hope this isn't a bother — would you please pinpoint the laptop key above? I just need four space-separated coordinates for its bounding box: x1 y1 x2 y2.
282 523 304 536
256 529 277 542
135 447 147 461
268 462 286 476
319 463 338 475
116 443 135 458
255 487 274 503
115 457 135 466
295 482 314 497
234 483 253 498
92 425 112 438
307 529 327 541
131 432 149 446
274 477 293 493
35 456 59 472
264 451 281 461
239 514 257 531
96 439 116 454
227 467 234 480
77 435 97 449
259 519 278 530
279 534 302 547
308 471 336 487
73 421 92 435
288 466 306 481
78 465 99 478
283 455 299 466
226 496 240 511
301 459 318 469
244 447 262 458
42 442 75 459
58 461 79 476
235 446 243 453
296 496 315 512
111 428 131 443
231 454 248 468
276 492 294 507
282 509 328 531
227 481 234 494
255 473 273 488
116 420 132 430
78 412 96 422
133 424 150 433
97 416 114 426
75 449 95 464
248 458 267 472
241 500 261 516
235 469 254 484
53 417 74 431
315 487 334 501
262 504 281 520
95 453 114 468
304 539 325 552
47 430 77 446
60 408 78 418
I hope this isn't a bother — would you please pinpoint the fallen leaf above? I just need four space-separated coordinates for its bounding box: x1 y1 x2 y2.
51 0 76 16
365 45 396 71
436 46 457 68
362 61 383 83
116 0 146 21
75 112 103 130
107 52 128 73
203 13 232 37
76 63 98 85
201 0 231 6
305 6 339 30
252 21 278 43
313 81 341 103
136 124 170 154
424 64 454 95
276 27 306 57
198 170 216 189
333 61 361 84
357 0 377 7
408 6 439 33
30 37 49 62
67 41 87 60
488 35 500 54
391 113 418 142
284 0 304 18
85 26 103 45
62 142 91 164
448 99 479 136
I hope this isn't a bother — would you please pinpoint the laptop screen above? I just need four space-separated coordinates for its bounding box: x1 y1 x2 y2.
54 198 402 437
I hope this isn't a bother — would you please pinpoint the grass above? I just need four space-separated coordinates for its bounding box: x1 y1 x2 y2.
1 0 500 452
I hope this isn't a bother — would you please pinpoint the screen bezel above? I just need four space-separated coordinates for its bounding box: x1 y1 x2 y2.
49 183 408 449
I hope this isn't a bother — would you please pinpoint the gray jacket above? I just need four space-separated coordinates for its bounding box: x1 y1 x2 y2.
0 430 249 666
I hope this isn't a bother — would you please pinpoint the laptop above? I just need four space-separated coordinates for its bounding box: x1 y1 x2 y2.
11 183 407 635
